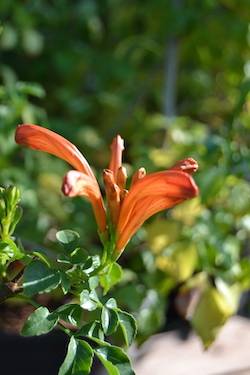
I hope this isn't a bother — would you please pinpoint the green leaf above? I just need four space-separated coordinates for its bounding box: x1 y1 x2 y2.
70 248 88 264
105 298 118 309
101 307 119 335
21 306 58 336
15 81 45 98
60 271 71 294
76 321 104 341
80 290 99 311
100 262 123 294
23 260 61 296
59 336 93 375
94 344 135 375
88 275 100 290
56 230 80 254
31 249 53 267
116 310 137 349
57 253 71 264
55 304 83 327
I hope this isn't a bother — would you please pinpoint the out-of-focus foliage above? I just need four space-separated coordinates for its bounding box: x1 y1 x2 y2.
1 0 250 348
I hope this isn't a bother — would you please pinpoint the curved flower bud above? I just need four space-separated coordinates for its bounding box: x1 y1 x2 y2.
131 167 146 187
103 169 120 226
169 158 198 174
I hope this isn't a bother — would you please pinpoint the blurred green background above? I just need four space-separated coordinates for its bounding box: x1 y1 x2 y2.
1 0 250 345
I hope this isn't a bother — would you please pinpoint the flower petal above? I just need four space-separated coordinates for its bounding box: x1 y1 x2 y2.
109 135 124 183
116 194 185 251
117 170 198 234
15 124 96 180
62 170 107 234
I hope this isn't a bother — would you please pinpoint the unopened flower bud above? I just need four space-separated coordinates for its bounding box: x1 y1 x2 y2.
131 167 146 187
169 158 198 174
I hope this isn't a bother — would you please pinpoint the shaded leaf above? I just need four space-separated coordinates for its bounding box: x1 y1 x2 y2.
56 230 80 254
70 248 88 264
60 271 71 294
23 260 60 295
55 304 83 327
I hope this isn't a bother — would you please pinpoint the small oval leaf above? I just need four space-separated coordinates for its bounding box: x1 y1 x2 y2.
21 306 58 336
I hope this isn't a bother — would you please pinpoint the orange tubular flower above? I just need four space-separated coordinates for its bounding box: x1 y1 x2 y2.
15 126 199 259
15 124 107 234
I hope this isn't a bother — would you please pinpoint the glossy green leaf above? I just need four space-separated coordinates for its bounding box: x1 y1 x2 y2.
56 230 80 254
88 275 100 290
59 336 93 375
94 344 135 375
100 262 123 294
21 306 58 336
60 271 71 294
23 260 61 295
116 310 137 349
55 303 83 327
31 249 53 267
80 290 99 311
105 298 118 309
101 307 119 335
57 253 71 264
76 320 104 341
70 247 88 264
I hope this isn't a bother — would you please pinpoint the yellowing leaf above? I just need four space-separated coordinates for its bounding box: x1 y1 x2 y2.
156 241 197 282
171 196 204 226
146 219 180 254
191 286 231 349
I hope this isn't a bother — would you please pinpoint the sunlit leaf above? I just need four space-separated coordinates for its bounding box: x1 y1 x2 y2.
59 336 93 375
101 306 119 335
21 306 58 336
76 320 104 341
80 289 99 311
55 303 83 327
191 286 231 349
116 310 137 349
156 241 197 282
94 344 135 375
100 262 123 294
